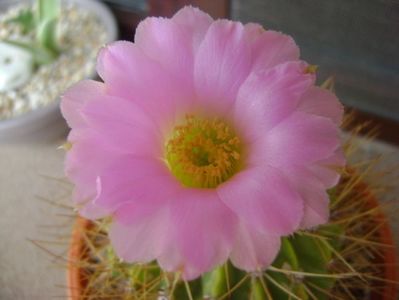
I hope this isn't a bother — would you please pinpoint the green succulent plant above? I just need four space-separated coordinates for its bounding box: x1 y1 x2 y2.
5 0 61 65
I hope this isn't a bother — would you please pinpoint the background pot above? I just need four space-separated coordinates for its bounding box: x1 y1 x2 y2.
0 0 118 143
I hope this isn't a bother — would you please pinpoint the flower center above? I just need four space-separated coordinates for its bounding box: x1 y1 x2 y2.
165 115 242 188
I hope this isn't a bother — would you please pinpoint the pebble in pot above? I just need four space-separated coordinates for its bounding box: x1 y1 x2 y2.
0 42 33 92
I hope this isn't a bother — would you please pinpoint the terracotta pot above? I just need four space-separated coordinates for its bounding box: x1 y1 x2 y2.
67 217 92 300
67 184 398 300
359 182 398 300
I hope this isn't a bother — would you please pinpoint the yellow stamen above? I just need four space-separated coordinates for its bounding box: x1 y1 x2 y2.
165 115 243 188
58 142 72 151
305 65 318 74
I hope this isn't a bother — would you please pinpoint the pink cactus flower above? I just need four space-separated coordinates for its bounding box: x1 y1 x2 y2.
61 6 344 280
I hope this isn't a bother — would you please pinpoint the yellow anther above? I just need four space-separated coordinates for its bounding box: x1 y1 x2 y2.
165 115 243 188
305 65 318 74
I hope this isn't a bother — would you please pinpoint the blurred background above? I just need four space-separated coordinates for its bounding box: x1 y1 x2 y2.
0 0 398 299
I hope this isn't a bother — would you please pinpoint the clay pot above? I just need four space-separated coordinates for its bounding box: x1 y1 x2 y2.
359 182 398 299
67 217 91 300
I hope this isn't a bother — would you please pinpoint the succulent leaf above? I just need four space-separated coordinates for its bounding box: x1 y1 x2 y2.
2 39 56 65
5 9 35 34
37 0 60 23
36 18 59 54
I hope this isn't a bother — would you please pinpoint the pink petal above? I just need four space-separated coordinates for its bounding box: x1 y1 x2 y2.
135 16 195 87
79 199 110 220
234 61 314 143
308 148 345 188
172 6 213 51
250 112 341 169
300 188 330 228
277 148 345 229
71 185 94 206
113 184 175 226
194 20 253 114
107 165 181 263
158 190 237 280
109 207 169 263
298 86 344 125
94 156 175 212
63 81 162 208
217 166 303 236
230 222 281 272
97 41 192 126
282 166 331 229
66 129 119 205
81 95 162 157
245 23 300 72
61 80 106 128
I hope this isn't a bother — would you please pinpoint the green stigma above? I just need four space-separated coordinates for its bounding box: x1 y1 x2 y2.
165 115 243 188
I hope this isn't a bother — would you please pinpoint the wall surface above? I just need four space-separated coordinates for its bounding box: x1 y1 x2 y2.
232 0 399 121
